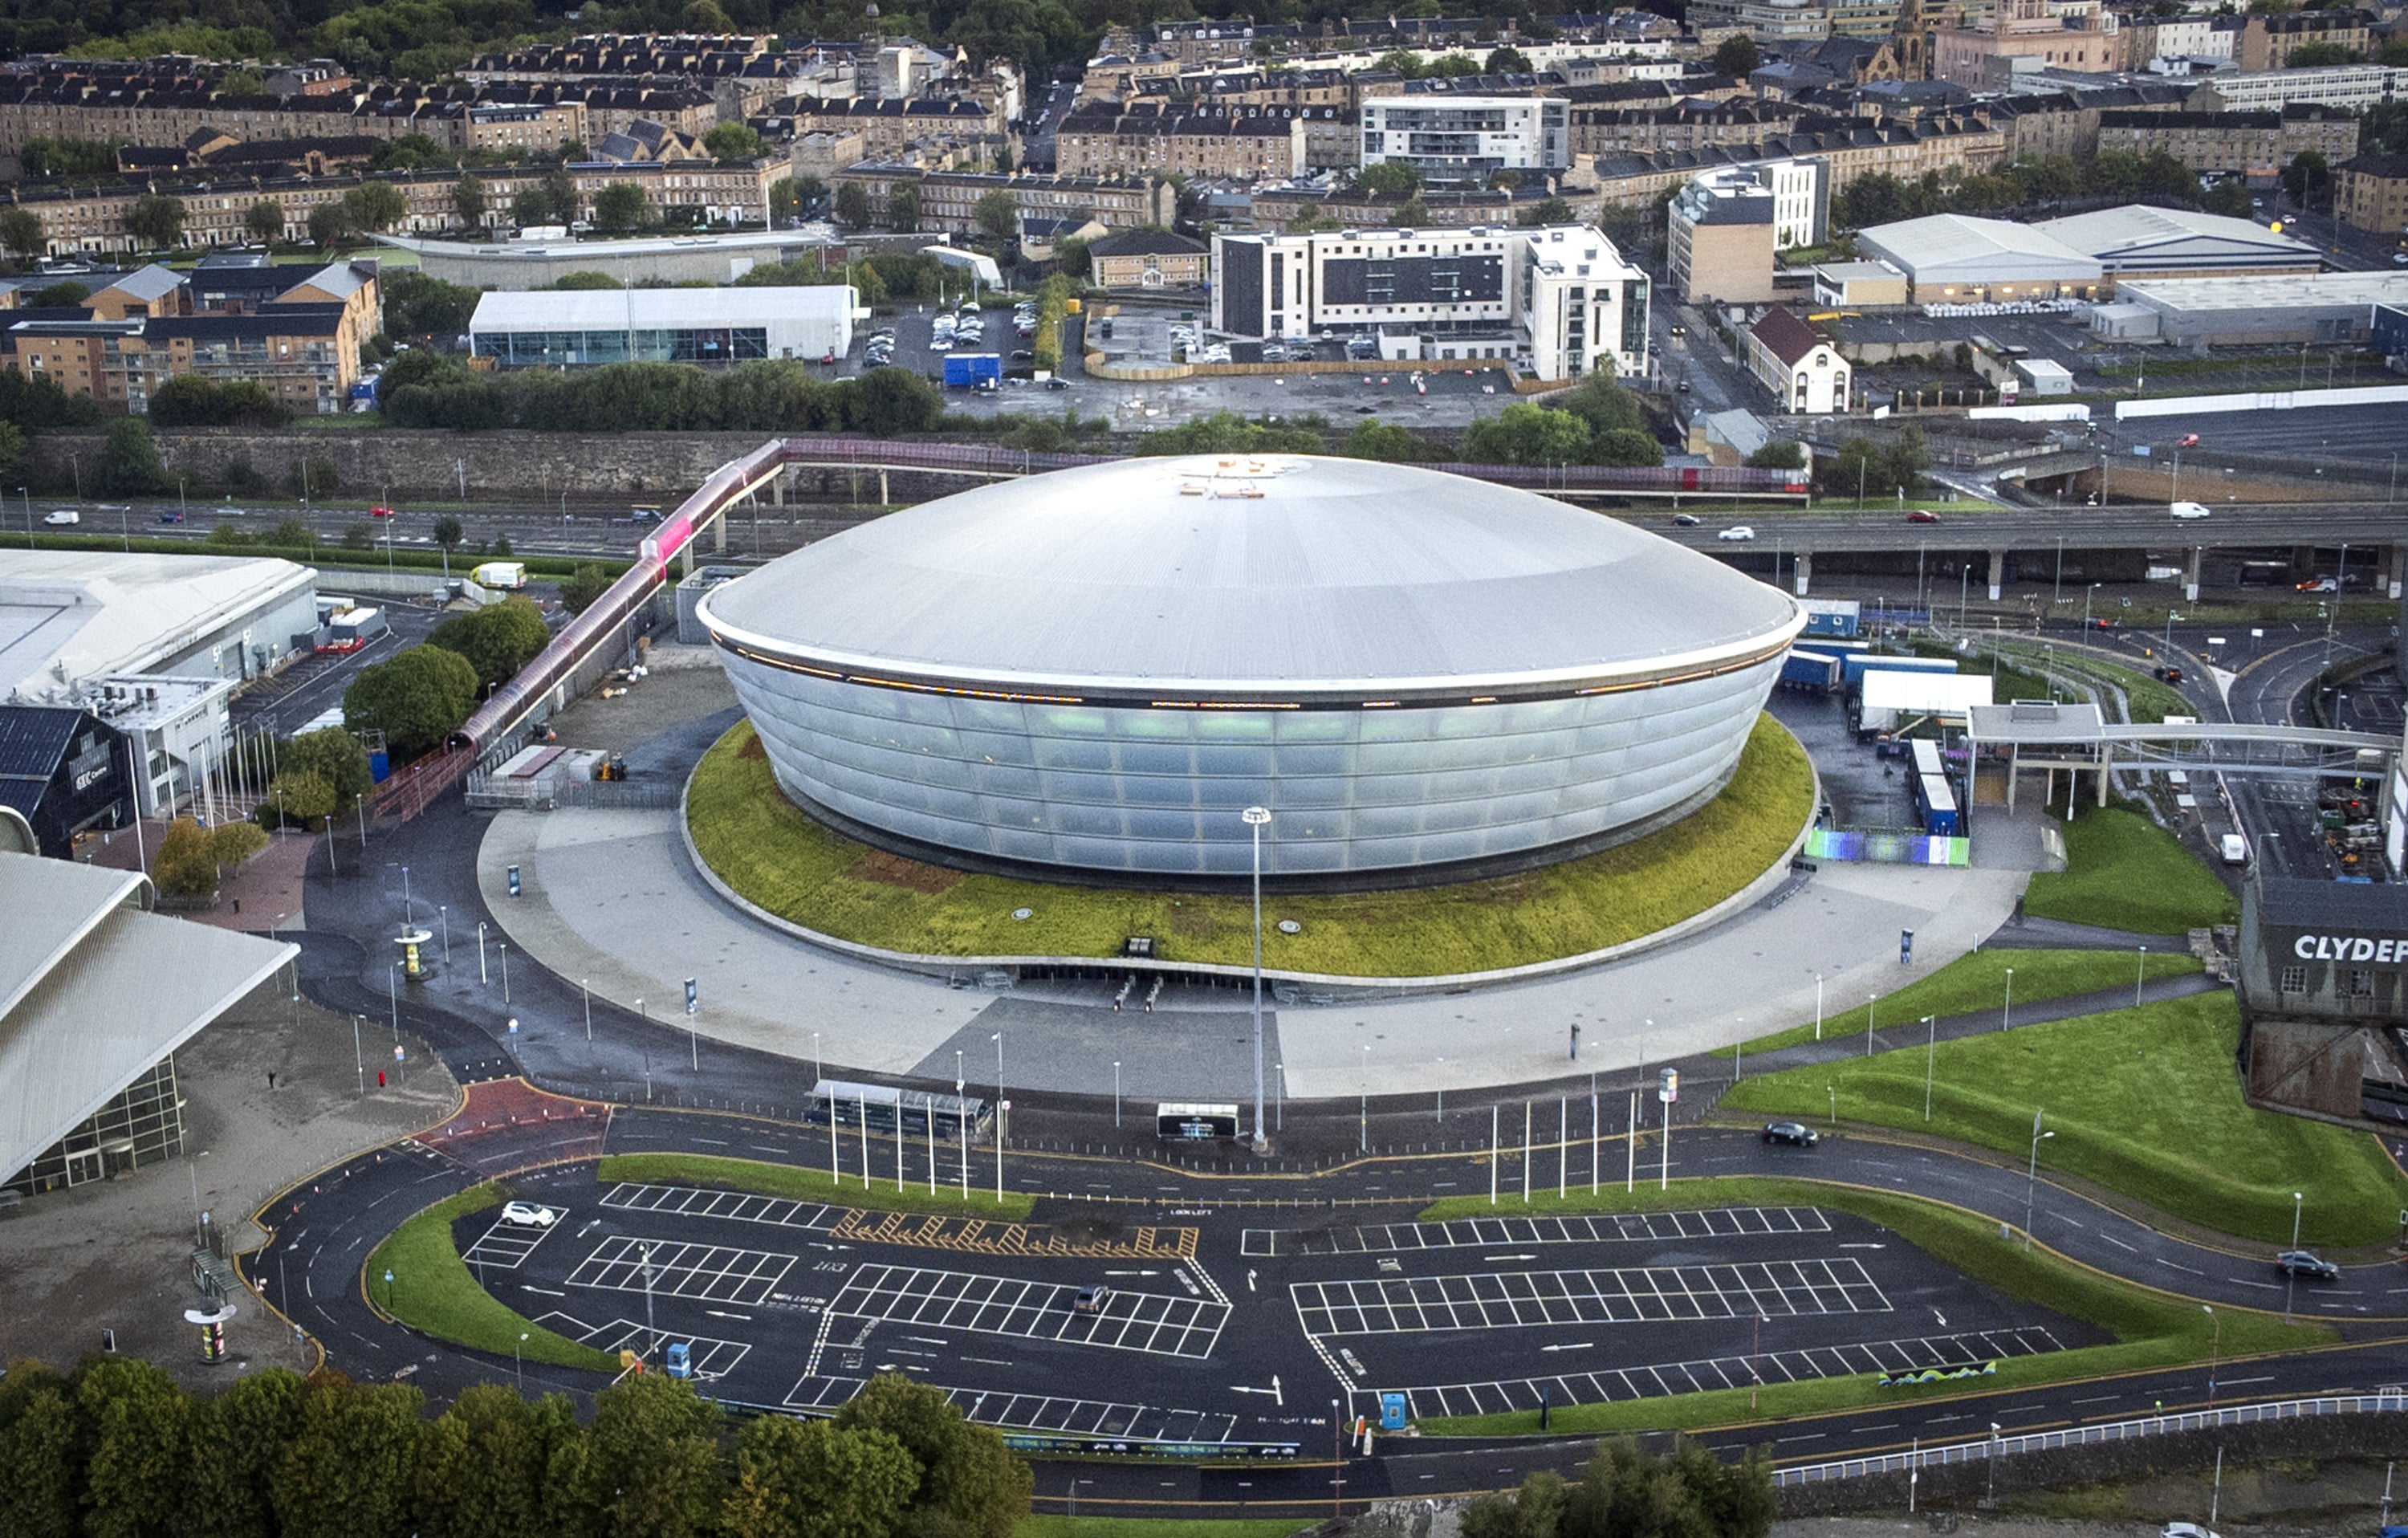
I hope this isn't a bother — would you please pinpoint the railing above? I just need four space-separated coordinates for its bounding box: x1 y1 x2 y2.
1773 1393 2408 1487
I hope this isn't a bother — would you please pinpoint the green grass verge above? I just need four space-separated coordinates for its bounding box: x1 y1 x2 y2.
1723 990 2408 1247
1995 641 2189 726
364 1184 616 1371
597 1151 1036 1220
687 714 1815 976
1019 1521 1302 1538
2022 806 2237 935
1413 1177 2330 1435
1710 947 2202 1060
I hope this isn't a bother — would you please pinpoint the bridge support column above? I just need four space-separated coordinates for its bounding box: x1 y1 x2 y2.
1987 547 2005 602
771 468 787 508
679 539 694 579
2390 544 2406 601
712 508 726 554
1792 550 1812 597
2184 545 2202 604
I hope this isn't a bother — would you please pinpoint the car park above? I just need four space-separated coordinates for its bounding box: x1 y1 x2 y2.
1718 526 1755 542
2275 1250 2337 1280
1761 1121 1819 1147
500 1201 556 1228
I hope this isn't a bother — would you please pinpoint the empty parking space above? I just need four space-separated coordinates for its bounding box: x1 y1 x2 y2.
532 1309 752 1380
785 1375 1243 1445
600 1182 839 1231
1389 1324 2067 1418
830 1264 1228 1358
566 1235 798 1305
1292 1259 1888 1337
1243 1206 1831 1257
462 1214 561 1271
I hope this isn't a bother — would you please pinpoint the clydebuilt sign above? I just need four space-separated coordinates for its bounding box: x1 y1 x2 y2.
2286 934 2408 965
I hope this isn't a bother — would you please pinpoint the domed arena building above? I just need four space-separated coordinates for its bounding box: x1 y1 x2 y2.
698 456 1802 885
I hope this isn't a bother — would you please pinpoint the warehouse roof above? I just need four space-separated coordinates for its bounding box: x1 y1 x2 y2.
1854 213 2102 281
0 852 295 1187
2034 205 2321 273
0 551 317 700
698 456 1804 696
467 283 856 332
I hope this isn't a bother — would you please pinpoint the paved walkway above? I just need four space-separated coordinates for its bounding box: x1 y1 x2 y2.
476 805 2028 1098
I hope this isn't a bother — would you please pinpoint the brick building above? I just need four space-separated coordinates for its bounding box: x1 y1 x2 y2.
2337 155 2408 241
2094 105 2358 182
1054 105 1305 181
829 166 1177 234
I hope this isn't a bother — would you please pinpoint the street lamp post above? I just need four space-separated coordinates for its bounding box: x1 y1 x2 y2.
1865 993 1878 1057
2024 1114 2055 1249
1360 1043 1369 1153
438 905 449 963
1814 972 1823 1040
583 979 592 1041
1243 805 1271 1153
1922 1015 1938 1121
2136 944 2147 1008
2203 1304 2219 1407
2286 1190 2304 1324
1113 1060 1121 1128
2003 967 2013 1031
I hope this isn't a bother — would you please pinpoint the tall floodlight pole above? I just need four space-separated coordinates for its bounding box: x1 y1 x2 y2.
1243 805 1271 1153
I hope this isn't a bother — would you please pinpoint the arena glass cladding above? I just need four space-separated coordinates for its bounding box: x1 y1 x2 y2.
698 456 1803 883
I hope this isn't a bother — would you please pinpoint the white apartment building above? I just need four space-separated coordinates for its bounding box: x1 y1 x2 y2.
1360 97 1569 185
1212 222 1649 380
2196 63 2408 113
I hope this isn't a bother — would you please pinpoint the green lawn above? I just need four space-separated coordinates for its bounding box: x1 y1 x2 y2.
2022 806 2238 935
1995 642 2190 726
1413 1177 2327 1435
687 714 1816 977
596 1151 1036 1220
1710 946 2202 1060
1723 990 2408 1247
364 1184 615 1371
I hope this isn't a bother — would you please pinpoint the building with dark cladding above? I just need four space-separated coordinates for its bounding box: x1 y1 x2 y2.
2237 872 2408 1126
0 706 134 860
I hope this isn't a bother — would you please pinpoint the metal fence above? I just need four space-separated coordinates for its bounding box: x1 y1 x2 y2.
1773 1393 2408 1487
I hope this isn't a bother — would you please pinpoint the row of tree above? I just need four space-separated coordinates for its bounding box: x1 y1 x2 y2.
1462 1438 1775 1538
340 599 556 763
0 1361 1032 1538
377 353 947 438
1832 149 2248 229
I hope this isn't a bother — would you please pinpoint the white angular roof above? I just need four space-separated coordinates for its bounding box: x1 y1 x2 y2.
0 550 315 699
699 456 1803 696
1855 213 2103 282
0 853 295 1186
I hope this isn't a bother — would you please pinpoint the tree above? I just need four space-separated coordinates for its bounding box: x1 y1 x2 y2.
725 1417 919 1538
1592 427 1663 466
1714 33 1762 75
344 181 408 234
510 188 552 228
246 197 286 242
283 726 375 813
270 1375 425 1538
126 192 185 250
31 280 89 307
768 177 806 225
2281 149 2330 200
97 417 163 496
342 645 480 762
155 817 221 897
835 181 872 228
2284 39 2356 67
544 165 583 225
889 180 922 233
184 1370 307 1538
1746 439 1808 470
705 121 764 161
0 206 44 259
0 1363 80 1538
148 375 287 427
428 597 553 688
259 768 335 827
594 182 649 232
77 1356 193 1538
974 189 1019 243
557 1374 726 1538
433 515 466 555
453 173 488 230
307 203 352 249
1395 197 1430 225
383 270 480 340
559 562 612 616
415 1385 581 1538
835 1374 1031 1538
1464 403 1591 466
1359 160 1422 198
1344 418 1439 461
1515 197 1576 226
1556 373 1648 438
0 421 23 492
1485 44 1532 72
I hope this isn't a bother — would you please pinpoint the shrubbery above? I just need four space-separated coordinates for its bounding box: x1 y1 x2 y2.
381 356 945 438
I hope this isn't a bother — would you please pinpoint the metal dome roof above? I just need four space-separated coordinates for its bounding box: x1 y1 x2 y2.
698 455 1800 697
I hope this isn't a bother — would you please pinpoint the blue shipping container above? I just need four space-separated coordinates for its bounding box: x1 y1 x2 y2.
1842 654 1959 689
942 353 1003 388
1781 649 1842 690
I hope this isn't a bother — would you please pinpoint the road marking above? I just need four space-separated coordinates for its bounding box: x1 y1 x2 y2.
2101 1234 2139 1252
2154 1258 2205 1276
519 1284 566 1297
705 1309 753 1320
2072 1394 2123 1405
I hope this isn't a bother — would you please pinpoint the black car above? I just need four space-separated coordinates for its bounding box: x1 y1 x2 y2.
1044 377 1069 390
1072 1285 1108 1313
2276 1250 2338 1280
1761 1121 1820 1147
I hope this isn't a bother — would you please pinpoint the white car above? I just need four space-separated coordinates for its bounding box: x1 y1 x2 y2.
1718 526 1756 542
499 1201 556 1228
2170 500 2211 519
42 509 79 526
2160 1524 2219 1538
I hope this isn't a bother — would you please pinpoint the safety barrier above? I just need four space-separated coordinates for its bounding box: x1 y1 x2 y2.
1772 1393 2408 1486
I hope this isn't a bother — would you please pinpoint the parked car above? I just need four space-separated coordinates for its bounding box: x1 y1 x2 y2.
1072 1285 1108 1314
2160 1524 2219 1538
2275 1250 2338 1280
1718 526 1755 542
1045 376 1069 390
499 1201 556 1228
1761 1121 1820 1147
